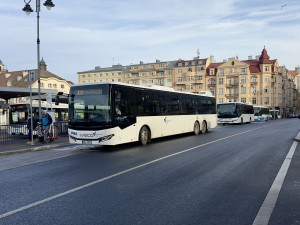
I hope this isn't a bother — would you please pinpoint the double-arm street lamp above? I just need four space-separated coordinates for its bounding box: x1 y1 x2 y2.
22 0 55 122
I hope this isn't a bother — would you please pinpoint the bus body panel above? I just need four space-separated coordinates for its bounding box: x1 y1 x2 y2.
69 114 217 146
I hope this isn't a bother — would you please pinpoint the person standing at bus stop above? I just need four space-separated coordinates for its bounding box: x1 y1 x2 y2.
42 110 53 143
27 114 37 144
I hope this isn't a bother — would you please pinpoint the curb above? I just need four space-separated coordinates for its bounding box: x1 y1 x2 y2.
0 143 71 157
294 131 300 142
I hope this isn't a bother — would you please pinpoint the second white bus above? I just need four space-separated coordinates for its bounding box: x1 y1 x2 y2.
217 102 254 124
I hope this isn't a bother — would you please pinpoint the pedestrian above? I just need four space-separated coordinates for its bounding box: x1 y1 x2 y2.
27 114 37 144
42 110 53 143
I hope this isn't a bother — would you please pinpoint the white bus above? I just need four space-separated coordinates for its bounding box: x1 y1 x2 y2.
254 106 270 122
269 109 280 119
217 102 254 124
68 82 218 146
9 102 68 136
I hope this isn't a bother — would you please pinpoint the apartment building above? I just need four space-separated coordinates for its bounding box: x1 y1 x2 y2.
77 47 296 116
173 56 215 93
123 60 175 88
78 64 124 84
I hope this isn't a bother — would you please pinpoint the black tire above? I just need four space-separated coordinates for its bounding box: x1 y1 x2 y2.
201 121 207 134
194 121 200 135
240 118 243 125
139 126 149 146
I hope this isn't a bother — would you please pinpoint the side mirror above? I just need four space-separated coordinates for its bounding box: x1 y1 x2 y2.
55 95 60 105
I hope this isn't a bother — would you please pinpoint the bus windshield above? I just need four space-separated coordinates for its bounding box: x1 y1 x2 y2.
217 103 237 118
254 107 260 116
69 84 111 124
9 104 29 125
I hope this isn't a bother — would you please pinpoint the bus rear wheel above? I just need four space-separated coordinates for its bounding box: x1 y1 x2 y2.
201 121 207 134
194 121 200 135
139 126 150 146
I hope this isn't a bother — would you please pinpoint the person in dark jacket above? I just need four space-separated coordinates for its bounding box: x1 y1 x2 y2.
27 114 37 144
42 110 53 143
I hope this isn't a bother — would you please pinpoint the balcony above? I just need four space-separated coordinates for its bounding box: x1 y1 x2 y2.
225 93 239 98
225 83 239 88
250 82 258 86
207 83 216 87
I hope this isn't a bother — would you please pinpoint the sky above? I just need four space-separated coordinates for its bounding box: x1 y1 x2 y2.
1 0 300 84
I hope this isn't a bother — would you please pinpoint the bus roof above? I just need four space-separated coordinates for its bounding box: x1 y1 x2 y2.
71 82 215 98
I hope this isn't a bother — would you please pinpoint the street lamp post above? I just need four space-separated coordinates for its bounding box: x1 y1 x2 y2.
22 0 55 122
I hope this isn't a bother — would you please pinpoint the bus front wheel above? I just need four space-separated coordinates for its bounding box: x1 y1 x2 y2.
139 126 150 146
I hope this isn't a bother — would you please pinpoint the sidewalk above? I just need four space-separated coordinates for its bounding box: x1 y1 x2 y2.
0 136 72 157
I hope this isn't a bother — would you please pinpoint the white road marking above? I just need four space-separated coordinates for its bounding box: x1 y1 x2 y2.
252 141 298 225
0 124 276 219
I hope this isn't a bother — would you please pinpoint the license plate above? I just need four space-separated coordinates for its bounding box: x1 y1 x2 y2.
82 141 92 144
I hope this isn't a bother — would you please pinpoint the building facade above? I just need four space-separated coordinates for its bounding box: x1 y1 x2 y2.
77 47 297 117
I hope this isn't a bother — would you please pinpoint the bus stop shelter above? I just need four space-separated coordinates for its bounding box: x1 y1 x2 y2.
0 86 57 124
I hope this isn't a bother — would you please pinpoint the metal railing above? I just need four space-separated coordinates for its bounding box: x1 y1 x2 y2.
0 121 69 144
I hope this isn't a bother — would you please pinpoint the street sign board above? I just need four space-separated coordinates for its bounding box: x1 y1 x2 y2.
46 93 52 103
29 70 35 82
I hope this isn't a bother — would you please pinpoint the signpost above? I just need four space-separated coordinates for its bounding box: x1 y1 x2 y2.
29 70 35 145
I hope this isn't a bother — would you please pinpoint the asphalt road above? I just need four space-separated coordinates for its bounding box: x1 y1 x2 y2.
0 119 299 225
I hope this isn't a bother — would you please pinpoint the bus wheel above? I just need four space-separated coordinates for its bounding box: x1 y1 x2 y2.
139 126 150 146
194 121 200 135
240 118 243 124
201 121 207 134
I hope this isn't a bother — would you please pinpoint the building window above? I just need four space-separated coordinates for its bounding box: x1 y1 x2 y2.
191 61 196 66
209 79 215 84
218 88 223 94
234 68 237 73
241 87 246 94
61 84 64 89
265 86 269 93
229 68 232 73
48 83 52 88
265 76 270 83
219 69 224 75
118 79 121 82
219 78 223 84
241 77 246 84
241 68 247 74
125 74 129 78
210 89 215 96
41 83 44 87
210 69 214 75
167 79 171 83
265 97 269 104
178 69 182 74
252 76 257 82
150 65 154 68
197 84 203 89
53 84 57 88
219 98 223 103
178 63 183 67
142 73 146 77
197 76 202 80
185 62 189 66
252 98 256 104
142 80 146 84
253 86 256 94
178 77 182 82
81 75 85 78
241 98 246 103
186 85 190 90
265 66 270 71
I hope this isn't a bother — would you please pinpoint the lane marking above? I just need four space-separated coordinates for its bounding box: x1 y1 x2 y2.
0 123 276 219
252 141 298 225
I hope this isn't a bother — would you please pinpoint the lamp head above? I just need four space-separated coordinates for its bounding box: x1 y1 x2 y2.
22 3 33 15
43 0 55 10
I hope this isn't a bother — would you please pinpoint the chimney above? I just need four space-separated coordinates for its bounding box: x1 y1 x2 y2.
223 59 227 62
255 55 260 60
248 56 252 60
140 61 144 65
156 59 160 63
95 66 101 70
